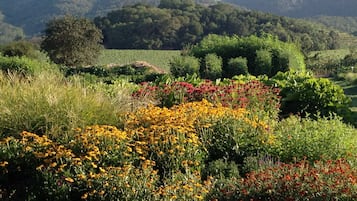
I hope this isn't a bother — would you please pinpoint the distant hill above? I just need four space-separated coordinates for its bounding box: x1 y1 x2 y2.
0 11 24 44
0 0 218 36
0 0 161 36
307 16 357 36
0 0 356 51
94 3 347 51
225 0 357 18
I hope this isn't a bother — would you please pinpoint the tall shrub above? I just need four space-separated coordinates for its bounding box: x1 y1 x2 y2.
169 55 200 77
254 49 272 76
0 55 54 76
190 34 305 77
200 53 222 80
226 57 249 77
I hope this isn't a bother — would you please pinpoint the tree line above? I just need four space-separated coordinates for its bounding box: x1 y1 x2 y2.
94 1 341 52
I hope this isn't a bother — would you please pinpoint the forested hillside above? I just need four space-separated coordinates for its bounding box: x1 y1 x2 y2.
307 16 357 36
0 0 356 51
94 3 341 51
0 0 218 36
0 0 161 35
225 0 357 17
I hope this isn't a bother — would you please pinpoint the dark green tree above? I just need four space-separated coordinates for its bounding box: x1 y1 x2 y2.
41 16 103 66
159 0 195 10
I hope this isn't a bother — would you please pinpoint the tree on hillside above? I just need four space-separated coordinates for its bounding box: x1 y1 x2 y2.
41 16 103 66
159 0 195 10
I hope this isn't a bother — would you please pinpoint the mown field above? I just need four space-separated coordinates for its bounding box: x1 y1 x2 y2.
96 49 181 72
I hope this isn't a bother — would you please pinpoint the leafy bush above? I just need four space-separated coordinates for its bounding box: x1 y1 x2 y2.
269 71 351 118
202 159 240 180
0 55 53 76
169 55 200 77
254 49 272 76
226 57 249 77
208 159 357 200
271 49 290 75
199 110 276 167
200 53 222 80
271 115 357 163
190 34 305 78
1 40 45 60
64 66 109 77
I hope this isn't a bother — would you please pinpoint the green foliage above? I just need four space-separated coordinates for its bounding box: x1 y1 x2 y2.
0 55 53 76
309 15 357 35
271 48 290 75
269 71 351 119
199 114 274 167
1 40 45 60
254 49 272 76
226 57 249 77
169 56 200 77
95 2 341 52
190 34 305 78
201 53 222 80
271 115 357 163
0 71 139 138
159 0 195 10
41 15 103 67
202 159 240 180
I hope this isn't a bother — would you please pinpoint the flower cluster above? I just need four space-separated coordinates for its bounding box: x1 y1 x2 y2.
124 99 254 176
133 80 281 119
209 159 357 200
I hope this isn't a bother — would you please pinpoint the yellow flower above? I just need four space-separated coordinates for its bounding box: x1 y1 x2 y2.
36 164 44 170
0 161 8 167
91 162 98 169
81 193 88 199
99 167 106 173
65 177 74 183
77 174 86 180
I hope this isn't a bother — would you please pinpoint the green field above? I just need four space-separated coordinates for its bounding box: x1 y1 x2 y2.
96 49 181 72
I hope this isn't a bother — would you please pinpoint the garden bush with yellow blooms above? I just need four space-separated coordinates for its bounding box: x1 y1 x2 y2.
0 100 273 200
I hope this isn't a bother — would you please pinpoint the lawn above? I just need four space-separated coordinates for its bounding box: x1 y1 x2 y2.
96 49 181 72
